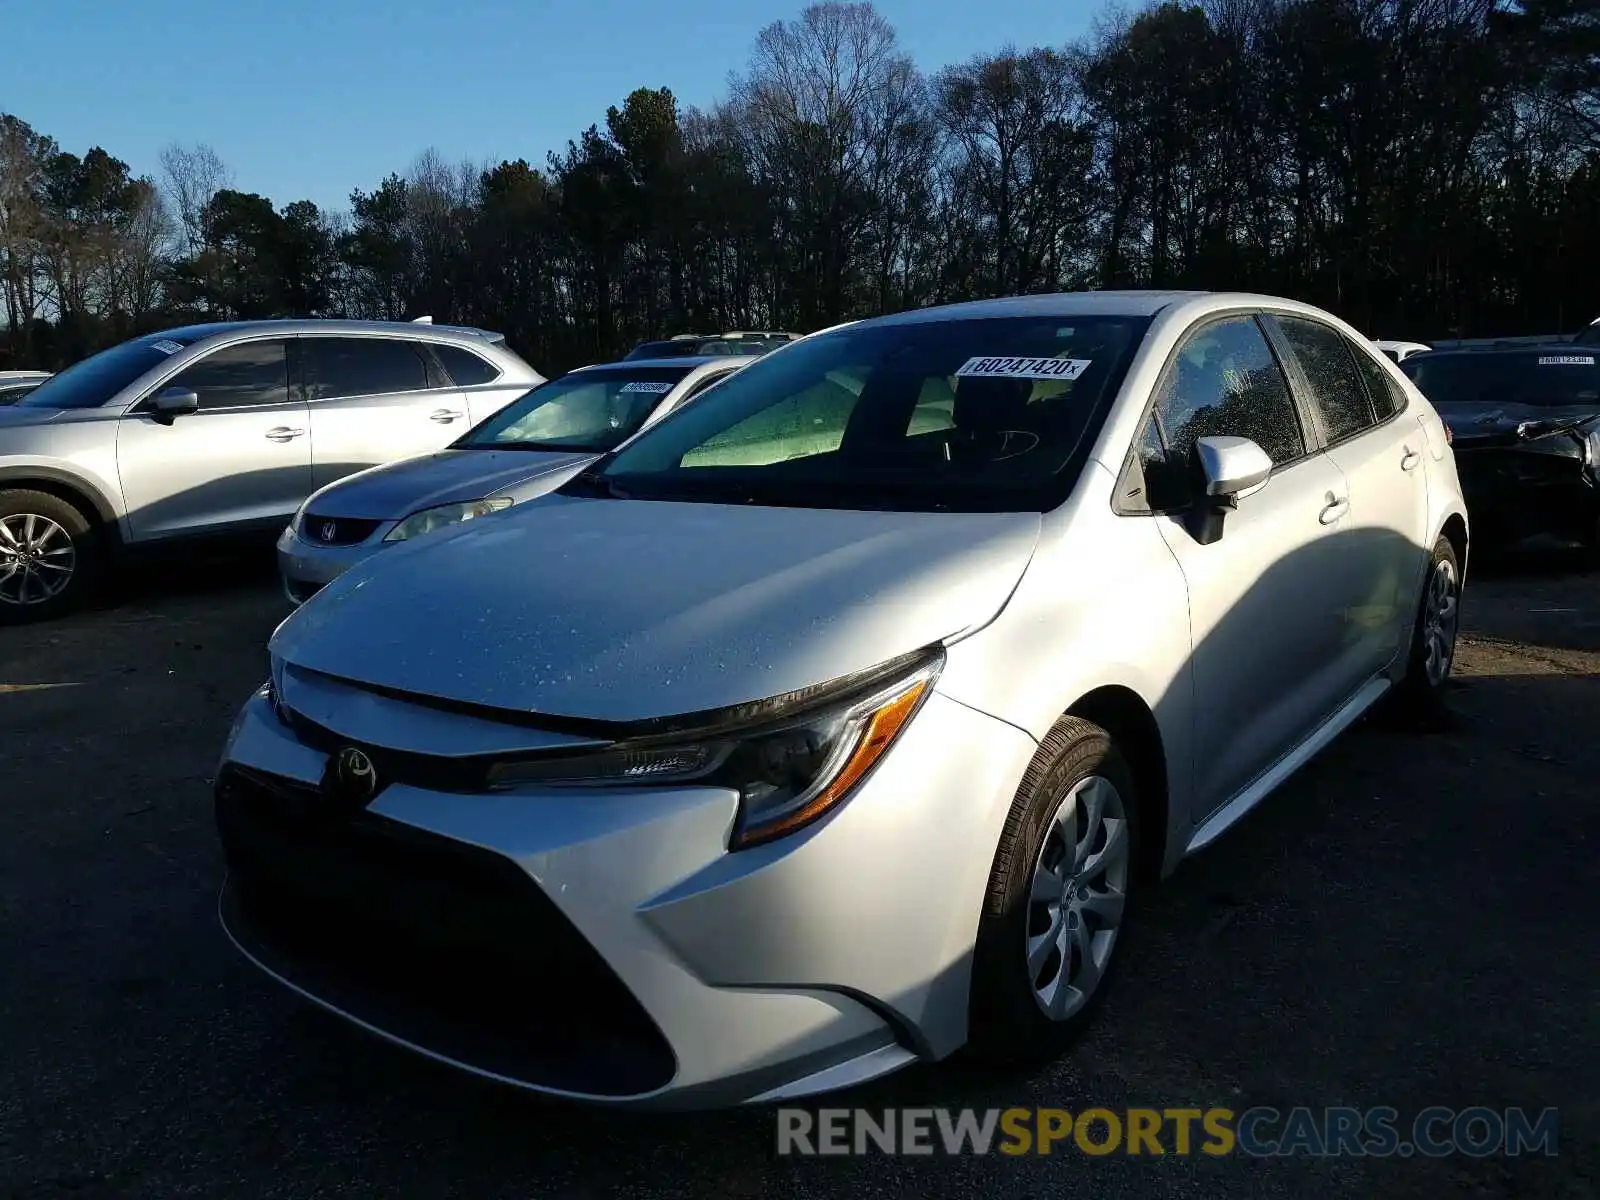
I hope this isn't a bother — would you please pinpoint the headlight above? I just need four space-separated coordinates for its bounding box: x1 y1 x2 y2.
486 650 943 848
384 497 513 543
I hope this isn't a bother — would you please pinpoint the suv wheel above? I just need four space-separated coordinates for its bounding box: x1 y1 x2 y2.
967 716 1140 1062
0 489 101 624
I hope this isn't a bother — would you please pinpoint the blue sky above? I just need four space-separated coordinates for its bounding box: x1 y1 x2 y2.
9 0 1101 215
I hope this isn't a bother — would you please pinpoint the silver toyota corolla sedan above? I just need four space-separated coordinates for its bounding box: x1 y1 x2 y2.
276 355 756 603
215 290 1469 1110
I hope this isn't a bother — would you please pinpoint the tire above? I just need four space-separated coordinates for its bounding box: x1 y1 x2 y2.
967 716 1141 1063
0 488 102 625
1385 535 1462 725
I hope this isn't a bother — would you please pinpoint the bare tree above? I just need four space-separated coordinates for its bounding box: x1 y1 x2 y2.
159 142 232 256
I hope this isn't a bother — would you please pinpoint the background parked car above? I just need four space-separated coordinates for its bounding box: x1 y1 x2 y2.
0 320 541 623
0 371 51 405
1373 339 1431 363
622 331 797 360
1400 345 1600 555
278 353 756 603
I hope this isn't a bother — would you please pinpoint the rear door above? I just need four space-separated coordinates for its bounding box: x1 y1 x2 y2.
301 336 459 488
429 340 523 425
1267 314 1431 682
116 338 311 540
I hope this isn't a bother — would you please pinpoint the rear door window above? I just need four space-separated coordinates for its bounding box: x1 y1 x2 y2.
1348 345 1407 420
1276 316 1377 442
302 338 430 401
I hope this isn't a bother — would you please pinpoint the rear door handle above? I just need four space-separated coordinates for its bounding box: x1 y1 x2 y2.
430 409 464 423
265 427 304 443
1319 493 1350 525
1400 446 1422 472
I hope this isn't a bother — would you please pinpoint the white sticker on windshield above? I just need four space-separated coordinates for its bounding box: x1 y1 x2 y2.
1538 355 1594 366
955 356 1093 381
618 381 674 394
149 339 184 355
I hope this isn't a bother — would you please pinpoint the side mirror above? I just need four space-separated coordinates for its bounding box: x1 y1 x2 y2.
151 387 199 422
1186 435 1274 546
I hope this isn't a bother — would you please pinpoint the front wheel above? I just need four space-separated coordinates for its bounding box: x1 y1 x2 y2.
967 716 1141 1063
0 489 102 624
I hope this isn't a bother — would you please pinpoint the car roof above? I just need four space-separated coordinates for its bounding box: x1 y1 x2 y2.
138 319 509 346
861 290 1274 327
572 354 760 372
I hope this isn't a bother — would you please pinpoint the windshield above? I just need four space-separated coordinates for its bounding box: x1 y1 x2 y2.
1575 324 1600 346
18 335 197 409
461 365 694 451
1401 352 1600 408
586 314 1151 513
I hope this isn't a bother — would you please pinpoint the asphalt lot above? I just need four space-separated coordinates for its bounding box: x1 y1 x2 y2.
2 554 1597 1199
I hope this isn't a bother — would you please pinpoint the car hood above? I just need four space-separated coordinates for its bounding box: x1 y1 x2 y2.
270 495 1042 723
1436 401 1600 445
303 448 597 518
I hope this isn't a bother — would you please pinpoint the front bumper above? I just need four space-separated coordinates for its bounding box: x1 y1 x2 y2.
275 523 389 605
213 685 1036 1109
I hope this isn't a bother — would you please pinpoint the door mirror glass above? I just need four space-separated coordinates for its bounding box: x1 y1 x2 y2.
1195 435 1273 501
152 387 200 417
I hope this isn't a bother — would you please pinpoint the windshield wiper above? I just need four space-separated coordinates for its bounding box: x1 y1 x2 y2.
564 469 633 500
477 439 599 453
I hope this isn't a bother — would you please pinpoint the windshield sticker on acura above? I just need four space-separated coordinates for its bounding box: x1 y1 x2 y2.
1537 355 1595 366
955 356 1093 381
618 381 674 393
149 339 184 355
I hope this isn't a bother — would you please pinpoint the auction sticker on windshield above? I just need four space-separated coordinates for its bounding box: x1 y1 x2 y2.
150 339 185 355
956 356 1093 381
1537 355 1595 366
619 381 675 393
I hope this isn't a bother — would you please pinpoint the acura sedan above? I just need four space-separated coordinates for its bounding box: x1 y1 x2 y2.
214 290 1469 1109
276 354 755 603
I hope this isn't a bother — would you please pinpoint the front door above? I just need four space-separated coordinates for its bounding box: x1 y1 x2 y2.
117 338 311 541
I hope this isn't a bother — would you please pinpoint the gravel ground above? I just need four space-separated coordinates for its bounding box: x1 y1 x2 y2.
1 556 1596 1199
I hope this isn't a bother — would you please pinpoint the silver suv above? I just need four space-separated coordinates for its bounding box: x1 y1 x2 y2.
0 319 542 623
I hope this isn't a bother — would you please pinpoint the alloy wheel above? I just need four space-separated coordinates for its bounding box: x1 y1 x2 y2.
1025 774 1131 1021
1422 557 1460 687
0 512 77 607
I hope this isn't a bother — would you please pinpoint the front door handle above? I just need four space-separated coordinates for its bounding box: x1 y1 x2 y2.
1400 445 1422 472
1319 493 1350 525
430 409 464 423
265 427 305 443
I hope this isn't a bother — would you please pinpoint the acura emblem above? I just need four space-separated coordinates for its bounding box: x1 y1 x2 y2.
326 745 379 803
319 520 338 543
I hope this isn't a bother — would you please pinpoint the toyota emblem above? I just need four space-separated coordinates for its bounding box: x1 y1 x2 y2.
327 746 379 803
319 520 338 543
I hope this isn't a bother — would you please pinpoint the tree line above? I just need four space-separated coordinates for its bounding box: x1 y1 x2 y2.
2 0 1597 375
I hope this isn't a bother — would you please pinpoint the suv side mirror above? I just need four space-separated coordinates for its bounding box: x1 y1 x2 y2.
151 387 199 423
1186 435 1274 546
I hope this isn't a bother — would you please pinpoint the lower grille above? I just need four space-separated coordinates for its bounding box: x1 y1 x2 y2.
215 765 677 1096
301 514 382 546
285 578 324 605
